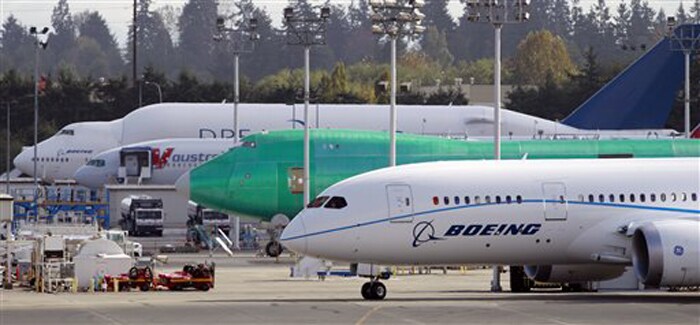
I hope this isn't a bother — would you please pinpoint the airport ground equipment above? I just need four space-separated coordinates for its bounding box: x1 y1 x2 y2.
185 222 235 257
103 230 142 257
33 235 76 293
120 195 164 237
73 238 132 290
11 186 109 226
1 193 13 289
104 266 154 292
187 201 230 236
157 263 214 291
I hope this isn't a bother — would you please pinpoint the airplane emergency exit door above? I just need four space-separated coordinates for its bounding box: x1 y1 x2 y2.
542 182 568 221
387 184 414 223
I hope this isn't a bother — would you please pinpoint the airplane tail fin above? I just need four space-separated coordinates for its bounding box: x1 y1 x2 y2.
562 25 700 130
691 124 700 139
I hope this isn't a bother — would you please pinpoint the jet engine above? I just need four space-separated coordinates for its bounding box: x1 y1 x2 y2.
632 220 700 287
524 264 626 283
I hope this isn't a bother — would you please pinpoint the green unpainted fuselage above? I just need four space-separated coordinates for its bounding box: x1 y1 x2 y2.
189 129 700 222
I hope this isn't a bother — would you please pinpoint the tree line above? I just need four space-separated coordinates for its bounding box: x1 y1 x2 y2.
1 0 699 172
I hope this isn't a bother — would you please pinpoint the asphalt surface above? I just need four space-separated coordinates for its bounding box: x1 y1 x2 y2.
1 253 698 325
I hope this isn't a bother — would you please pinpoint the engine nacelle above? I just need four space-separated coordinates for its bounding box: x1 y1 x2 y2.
524 264 626 283
632 220 700 287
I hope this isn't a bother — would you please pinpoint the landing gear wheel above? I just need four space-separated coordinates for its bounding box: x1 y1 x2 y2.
361 282 372 300
509 265 531 293
265 241 284 257
360 281 387 300
370 282 386 300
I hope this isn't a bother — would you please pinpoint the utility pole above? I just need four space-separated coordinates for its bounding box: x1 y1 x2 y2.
29 26 49 220
133 0 138 87
283 5 330 206
214 12 259 143
667 19 700 138
369 0 426 167
466 0 530 292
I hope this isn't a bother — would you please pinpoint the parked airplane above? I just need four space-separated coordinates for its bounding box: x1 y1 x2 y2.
15 25 695 183
175 129 699 256
281 158 700 300
178 129 699 223
14 28 687 186
15 102 680 183
74 139 234 188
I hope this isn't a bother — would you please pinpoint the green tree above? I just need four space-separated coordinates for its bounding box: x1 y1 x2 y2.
1 16 34 74
691 0 700 23
77 11 123 76
614 1 632 47
50 0 76 66
512 30 577 87
127 0 176 77
676 2 689 24
422 0 455 33
422 26 454 68
178 0 217 80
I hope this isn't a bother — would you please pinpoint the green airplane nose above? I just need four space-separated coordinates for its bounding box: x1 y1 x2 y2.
188 150 237 210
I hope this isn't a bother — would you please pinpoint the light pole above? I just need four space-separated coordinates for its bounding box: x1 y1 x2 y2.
466 0 529 159
144 81 163 103
667 19 700 138
29 26 49 216
465 0 530 292
369 0 425 167
284 5 330 207
5 103 10 196
214 11 259 143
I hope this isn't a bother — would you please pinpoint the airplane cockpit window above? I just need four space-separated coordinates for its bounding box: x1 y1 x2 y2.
307 196 329 208
242 141 257 148
58 129 75 136
87 159 105 167
324 197 348 209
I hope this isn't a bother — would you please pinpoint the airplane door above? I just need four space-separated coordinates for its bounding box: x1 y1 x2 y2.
542 182 568 221
124 155 140 176
387 184 414 223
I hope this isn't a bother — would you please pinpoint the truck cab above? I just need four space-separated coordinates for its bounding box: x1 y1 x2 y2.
188 201 231 236
121 195 164 237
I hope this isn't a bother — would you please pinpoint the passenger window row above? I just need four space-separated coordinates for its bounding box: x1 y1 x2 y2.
165 163 199 168
433 195 524 206
579 192 698 203
32 157 69 162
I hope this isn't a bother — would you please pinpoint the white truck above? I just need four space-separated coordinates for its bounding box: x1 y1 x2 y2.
120 195 164 237
103 230 143 257
187 201 231 236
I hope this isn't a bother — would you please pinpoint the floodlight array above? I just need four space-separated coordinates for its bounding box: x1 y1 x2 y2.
369 0 426 38
284 6 331 46
465 0 530 25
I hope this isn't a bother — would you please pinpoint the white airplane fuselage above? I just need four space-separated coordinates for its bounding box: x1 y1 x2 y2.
282 158 700 286
13 103 679 182
73 138 234 188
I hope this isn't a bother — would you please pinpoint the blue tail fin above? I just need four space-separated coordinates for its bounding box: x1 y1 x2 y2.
562 25 699 130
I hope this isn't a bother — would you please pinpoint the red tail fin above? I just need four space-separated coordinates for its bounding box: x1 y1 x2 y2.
691 124 700 139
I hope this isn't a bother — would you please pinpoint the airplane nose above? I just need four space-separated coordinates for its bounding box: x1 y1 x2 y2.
73 166 99 189
13 148 33 176
175 171 190 199
281 215 307 255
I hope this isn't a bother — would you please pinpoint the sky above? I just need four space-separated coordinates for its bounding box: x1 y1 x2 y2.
0 0 693 49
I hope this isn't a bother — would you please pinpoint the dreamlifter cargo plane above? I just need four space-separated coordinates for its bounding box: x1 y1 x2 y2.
14 102 680 183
